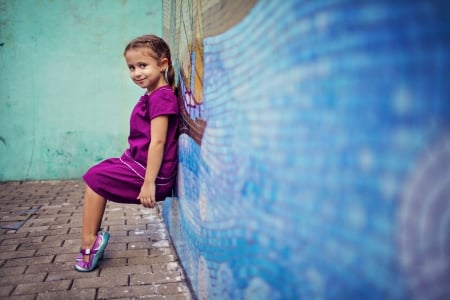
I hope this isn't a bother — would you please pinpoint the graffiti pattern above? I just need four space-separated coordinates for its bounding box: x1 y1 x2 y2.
163 1 450 299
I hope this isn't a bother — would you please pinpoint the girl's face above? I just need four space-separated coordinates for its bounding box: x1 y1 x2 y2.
125 48 168 93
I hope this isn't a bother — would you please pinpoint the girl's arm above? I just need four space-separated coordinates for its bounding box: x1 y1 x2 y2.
137 115 169 208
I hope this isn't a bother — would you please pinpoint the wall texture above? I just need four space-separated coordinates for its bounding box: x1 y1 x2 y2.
0 0 162 180
162 0 450 299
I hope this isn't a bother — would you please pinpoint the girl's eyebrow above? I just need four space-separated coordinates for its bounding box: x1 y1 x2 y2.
128 62 148 66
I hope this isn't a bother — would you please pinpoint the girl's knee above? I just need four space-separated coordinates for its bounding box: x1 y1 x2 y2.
84 184 106 202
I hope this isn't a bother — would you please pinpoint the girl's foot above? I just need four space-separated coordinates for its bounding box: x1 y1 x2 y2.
75 231 110 272
75 230 106 262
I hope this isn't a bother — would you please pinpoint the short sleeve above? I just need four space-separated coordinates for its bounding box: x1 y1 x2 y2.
149 88 178 119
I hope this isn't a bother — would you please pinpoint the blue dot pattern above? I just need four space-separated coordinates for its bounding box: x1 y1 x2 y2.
163 1 450 299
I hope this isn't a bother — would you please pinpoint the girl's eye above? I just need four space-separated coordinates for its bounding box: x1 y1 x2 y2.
129 66 135 71
139 64 147 69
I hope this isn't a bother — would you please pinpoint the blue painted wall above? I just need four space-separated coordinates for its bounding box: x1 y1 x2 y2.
0 0 162 180
163 1 450 299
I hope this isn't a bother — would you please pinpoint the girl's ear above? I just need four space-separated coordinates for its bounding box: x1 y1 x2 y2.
160 58 169 71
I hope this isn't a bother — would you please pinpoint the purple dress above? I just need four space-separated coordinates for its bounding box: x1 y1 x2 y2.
83 85 178 203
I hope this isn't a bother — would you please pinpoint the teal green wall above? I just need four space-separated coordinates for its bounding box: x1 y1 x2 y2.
0 0 163 180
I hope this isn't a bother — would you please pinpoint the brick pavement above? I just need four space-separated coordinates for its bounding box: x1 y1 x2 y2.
0 180 193 300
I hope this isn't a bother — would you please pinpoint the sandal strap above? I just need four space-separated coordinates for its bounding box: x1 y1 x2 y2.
79 232 106 256
80 248 98 255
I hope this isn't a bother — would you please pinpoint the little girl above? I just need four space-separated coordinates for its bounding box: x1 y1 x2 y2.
75 34 179 272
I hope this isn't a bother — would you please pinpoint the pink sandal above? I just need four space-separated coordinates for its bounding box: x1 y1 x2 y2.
75 231 106 262
75 231 110 272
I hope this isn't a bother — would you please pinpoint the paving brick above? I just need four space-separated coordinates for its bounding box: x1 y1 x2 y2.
54 214 77 222
36 288 97 300
103 249 148 260
97 258 128 268
97 284 157 299
67 227 81 234
0 285 14 297
0 215 30 222
25 262 74 274
16 225 50 234
39 208 64 215
150 231 168 241
61 239 81 253
46 268 99 281
18 239 63 251
3 255 54 267
48 223 75 231
43 232 79 242
127 229 157 237
100 218 125 226
24 217 56 227
2 294 36 300
0 273 46 286
149 246 175 257
131 270 184 285
147 223 167 231
35 244 78 257
0 244 19 252
150 240 171 248
153 282 191 296
153 261 182 273
0 234 42 245
72 274 128 289
103 229 128 237
99 264 152 277
12 280 72 295
100 241 125 252
27 227 69 236
0 249 36 260
53 253 80 263
103 210 126 217
108 235 151 244
133 217 161 226
128 254 176 265
0 266 26 276
178 294 194 300
108 224 147 232
127 241 151 250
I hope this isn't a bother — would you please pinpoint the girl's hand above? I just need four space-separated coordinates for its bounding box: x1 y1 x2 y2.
137 181 156 208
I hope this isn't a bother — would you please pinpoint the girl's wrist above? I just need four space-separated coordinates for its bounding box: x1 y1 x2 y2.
144 178 155 184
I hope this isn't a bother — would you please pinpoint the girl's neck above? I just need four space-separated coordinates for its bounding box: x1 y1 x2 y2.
146 78 168 95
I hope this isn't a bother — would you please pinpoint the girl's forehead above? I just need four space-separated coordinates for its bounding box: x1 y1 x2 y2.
125 48 158 62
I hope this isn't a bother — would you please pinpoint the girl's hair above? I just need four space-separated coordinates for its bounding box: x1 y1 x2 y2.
124 34 177 95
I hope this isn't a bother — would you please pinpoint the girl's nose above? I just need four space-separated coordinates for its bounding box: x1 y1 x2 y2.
133 69 143 78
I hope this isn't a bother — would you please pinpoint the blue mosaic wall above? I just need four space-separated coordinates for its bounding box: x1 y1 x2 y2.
163 1 450 299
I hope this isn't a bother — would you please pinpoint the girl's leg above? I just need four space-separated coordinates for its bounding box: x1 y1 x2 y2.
80 185 107 261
